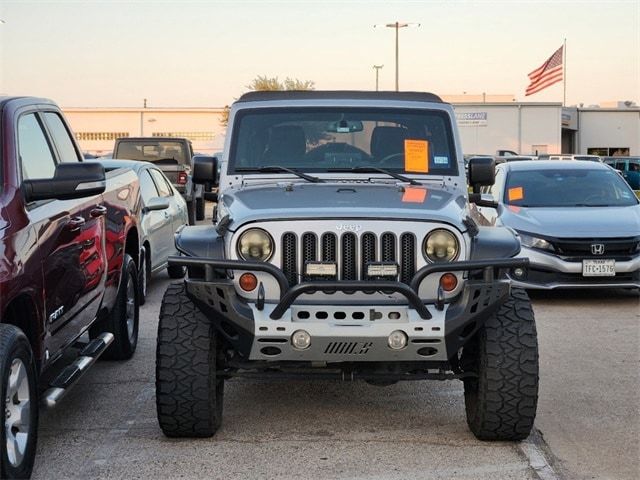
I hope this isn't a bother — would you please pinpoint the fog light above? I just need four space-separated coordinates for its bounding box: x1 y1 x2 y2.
291 330 311 350
387 330 408 350
239 272 258 291
513 267 525 278
439 273 458 292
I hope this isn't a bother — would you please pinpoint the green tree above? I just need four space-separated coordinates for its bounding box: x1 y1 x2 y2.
220 75 315 126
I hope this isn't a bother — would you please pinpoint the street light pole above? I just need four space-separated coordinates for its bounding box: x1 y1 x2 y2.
374 22 420 91
373 65 384 91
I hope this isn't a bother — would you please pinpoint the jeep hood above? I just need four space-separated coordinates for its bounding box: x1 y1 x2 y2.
500 204 640 238
220 182 469 231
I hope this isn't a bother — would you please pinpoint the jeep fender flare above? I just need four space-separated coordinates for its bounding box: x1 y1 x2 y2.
175 225 226 259
469 226 520 261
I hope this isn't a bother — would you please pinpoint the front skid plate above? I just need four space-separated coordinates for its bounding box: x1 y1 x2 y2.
185 278 512 365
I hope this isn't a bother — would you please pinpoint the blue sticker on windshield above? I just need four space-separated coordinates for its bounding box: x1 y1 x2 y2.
434 156 449 165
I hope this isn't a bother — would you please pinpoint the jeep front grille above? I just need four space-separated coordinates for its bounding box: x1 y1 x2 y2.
281 231 417 286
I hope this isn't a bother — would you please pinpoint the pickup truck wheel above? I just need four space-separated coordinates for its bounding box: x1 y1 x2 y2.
156 282 223 437
187 200 196 225
101 254 140 360
462 288 539 441
196 197 205 221
0 324 38 480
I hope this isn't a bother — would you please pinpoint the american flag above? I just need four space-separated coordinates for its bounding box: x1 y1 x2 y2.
525 45 564 96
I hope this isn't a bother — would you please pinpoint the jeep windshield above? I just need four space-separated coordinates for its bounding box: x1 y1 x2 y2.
114 140 189 165
229 108 458 176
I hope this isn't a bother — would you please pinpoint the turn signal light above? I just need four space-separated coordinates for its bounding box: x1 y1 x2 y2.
239 273 258 291
439 273 458 292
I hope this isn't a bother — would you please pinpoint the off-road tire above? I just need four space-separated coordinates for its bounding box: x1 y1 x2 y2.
96 253 139 360
167 264 186 279
196 197 205 221
462 288 538 441
156 282 224 437
0 324 38 479
187 199 196 225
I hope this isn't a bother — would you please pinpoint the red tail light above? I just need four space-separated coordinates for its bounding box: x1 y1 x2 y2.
177 172 188 185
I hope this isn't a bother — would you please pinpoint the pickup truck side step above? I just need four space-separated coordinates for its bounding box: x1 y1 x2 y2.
42 332 114 408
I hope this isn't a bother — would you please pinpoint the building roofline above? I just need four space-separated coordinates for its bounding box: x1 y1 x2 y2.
453 102 563 107
62 107 226 113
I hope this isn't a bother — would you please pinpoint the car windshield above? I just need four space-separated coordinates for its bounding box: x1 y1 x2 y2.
504 168 639 207
229 108 458 176
115 141 188 164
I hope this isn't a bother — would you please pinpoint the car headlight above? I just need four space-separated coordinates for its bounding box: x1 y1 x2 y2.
237 228 274 261
423 229 459 262
518 233 554 252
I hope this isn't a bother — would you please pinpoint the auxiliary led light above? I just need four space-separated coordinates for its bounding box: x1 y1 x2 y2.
291 330 311 350
387 330 408 350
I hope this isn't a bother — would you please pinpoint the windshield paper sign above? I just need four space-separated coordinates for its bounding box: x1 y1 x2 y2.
455 112 488 127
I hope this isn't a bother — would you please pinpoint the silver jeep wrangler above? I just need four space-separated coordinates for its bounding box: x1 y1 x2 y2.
156 91 539 441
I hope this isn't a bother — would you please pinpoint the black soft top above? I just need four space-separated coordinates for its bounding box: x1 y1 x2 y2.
236 90 443 104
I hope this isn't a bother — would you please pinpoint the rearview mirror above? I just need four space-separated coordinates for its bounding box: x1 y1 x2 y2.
23 162 106 202
326 120 364 133
192 155 218 185
468 157 496 193
144 196 170 213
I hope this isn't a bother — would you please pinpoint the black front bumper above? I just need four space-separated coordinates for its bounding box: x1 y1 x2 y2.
169 255 528 363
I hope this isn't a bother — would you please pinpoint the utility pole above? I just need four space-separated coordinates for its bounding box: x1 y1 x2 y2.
373 65 384 91
374 22 420 91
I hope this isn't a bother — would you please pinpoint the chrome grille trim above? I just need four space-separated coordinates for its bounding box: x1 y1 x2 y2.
280 230 419 286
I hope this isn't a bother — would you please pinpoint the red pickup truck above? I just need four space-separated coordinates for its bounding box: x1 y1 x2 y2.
0 97 142 478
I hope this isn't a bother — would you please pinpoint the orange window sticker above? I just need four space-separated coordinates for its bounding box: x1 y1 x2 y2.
402 187 428 203
404 139 429 173
508 187 524 201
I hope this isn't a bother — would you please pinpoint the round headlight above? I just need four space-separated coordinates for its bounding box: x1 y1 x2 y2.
424 229 459 262
237 228 274 261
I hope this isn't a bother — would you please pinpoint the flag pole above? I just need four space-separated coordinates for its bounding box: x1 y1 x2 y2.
563 38 567 107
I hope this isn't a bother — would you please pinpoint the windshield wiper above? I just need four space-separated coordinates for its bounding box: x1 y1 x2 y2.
573 203 612 207
327 167 421 185
236 166 324 183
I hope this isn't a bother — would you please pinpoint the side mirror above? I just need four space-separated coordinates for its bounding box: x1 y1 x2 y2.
468 157 496 193
192 155 218 185
143 196 170 213
23 162 106 202
469 192 499 209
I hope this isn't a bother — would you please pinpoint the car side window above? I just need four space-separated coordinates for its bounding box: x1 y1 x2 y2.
139 170 160 203
42 112 81 163
18 113 57 180
149 169 172 197
614 161 626 171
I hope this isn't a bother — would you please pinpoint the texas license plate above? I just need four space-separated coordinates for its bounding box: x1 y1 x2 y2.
582 259 616 277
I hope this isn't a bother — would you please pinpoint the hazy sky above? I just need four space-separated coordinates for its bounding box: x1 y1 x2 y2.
1 0 638 107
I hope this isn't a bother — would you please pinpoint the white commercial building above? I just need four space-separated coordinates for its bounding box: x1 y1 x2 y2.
63 98 639 158
451 102 562 156
63 107 227 156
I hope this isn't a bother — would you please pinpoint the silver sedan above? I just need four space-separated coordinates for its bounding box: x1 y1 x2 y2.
472 160 640 289
98 160 189 303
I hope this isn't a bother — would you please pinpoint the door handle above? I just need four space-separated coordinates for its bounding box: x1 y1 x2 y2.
67 216 86 232
90 205 108 218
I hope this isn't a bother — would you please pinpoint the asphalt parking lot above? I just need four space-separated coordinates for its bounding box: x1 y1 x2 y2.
31 216 639 480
